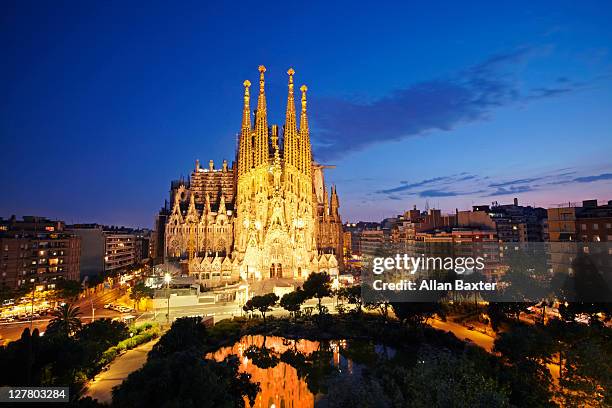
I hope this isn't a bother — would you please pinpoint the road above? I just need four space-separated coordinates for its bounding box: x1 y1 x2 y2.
149 297 340 324
0 287 131 344
429 318 495 352
85 338 159 404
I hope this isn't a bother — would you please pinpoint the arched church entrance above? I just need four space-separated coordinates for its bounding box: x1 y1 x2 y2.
269 263 283 278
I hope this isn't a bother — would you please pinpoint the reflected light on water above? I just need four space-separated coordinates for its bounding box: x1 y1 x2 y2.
207 335 324 408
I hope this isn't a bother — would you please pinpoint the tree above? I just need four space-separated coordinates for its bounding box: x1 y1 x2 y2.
150 316 208 359
371 350 511 407
546 320 612 406
242 300 255 318
129 282 153 311
46 303 82 337
365 290 391 323
112 351 259 408
250 293 279 323
486 301 507 332
74 319 130 376
86 275 104 291
325 375 391 408
391 282 444 328
302 272 332 316
76 319 129 349
339 285 363 315
556 254 612 324
280 289 306 319
392 302 442 328
493 325 555 406
57 280 82 301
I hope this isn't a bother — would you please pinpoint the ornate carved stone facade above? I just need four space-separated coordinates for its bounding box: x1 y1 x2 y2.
161 66 343 287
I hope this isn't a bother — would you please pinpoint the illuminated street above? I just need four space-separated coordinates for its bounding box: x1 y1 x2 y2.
85 338 159 404
0 287 133 344
429 318 495 352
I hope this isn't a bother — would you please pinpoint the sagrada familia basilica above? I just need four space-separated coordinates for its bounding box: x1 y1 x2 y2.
160 66 343 287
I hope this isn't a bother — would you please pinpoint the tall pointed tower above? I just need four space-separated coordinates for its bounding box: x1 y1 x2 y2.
254 65 268 168
283 68 298 171
238 80 252 176
299 85 312 178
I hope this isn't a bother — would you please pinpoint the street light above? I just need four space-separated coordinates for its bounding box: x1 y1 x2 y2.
164 273 172 324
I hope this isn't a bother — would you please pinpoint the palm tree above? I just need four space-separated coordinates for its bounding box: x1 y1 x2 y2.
46 303 82 337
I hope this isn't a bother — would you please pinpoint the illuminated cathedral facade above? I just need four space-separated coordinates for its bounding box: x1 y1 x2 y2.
162 66 343 287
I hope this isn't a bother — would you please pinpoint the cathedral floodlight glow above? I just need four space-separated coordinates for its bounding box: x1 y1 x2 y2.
161 66 343 287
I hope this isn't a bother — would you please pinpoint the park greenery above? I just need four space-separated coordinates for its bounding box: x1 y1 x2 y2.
105 270 611 407
0 305 160 404
1 262 610 407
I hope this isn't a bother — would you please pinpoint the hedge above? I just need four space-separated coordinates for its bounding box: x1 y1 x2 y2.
98 325 160 368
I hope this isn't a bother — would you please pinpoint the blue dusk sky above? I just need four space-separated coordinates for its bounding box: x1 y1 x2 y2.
1 1 612 227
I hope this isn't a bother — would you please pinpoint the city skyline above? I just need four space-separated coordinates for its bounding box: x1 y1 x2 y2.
2 1 612 227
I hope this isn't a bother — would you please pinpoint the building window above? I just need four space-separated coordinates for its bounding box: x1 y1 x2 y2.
593 223 599 230
606 223 611 229
580 224 587 231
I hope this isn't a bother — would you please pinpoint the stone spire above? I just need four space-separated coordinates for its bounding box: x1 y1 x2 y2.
300 85 312 176
254 65 268 167
238 80 252 176
218 194 226 215
171 192 184 222
242 80 251 131
205 193 211 214
283 68 298 168
187 192 198 222
331 185 340 219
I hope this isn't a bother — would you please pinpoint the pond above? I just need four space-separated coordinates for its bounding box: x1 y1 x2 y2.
207 335 396 408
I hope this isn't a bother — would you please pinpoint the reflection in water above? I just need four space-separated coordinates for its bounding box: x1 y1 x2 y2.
207 335 363 408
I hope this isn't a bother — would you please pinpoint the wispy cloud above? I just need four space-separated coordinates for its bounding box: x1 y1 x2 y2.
489 176 547 188
312 47 582 160
485 172 612 197
419 189 485 198
379 176 451 194
487 185 533 197
375 168 611 202
573 173 612 183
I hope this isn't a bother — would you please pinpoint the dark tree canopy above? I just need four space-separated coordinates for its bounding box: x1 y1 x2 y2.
280 289 306 317
248 293 279 322
112 351 259 408
302 272 332 318
46 303 82 337
150 316 208 359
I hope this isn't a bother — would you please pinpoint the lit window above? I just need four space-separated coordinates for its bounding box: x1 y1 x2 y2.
581 224 587 231
593 224 599 230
